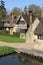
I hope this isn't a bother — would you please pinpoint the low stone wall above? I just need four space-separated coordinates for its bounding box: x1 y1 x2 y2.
20 33 25 39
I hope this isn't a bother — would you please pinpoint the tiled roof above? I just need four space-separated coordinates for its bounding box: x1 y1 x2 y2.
0 16 11 22
22 14 30 25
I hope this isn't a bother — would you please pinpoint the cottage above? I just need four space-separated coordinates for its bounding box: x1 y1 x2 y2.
0 9 43 43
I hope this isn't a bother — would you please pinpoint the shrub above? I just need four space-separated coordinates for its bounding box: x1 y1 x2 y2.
4 30 10 35
13 32 20 38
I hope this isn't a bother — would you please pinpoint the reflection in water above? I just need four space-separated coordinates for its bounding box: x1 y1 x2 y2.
0 53 43 65
17 53 43 65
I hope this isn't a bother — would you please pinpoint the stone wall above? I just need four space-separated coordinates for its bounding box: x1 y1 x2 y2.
20 33 25 39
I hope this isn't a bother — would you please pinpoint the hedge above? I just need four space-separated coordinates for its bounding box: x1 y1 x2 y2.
0 30 20 38
4 30 10 35
13 32 20 38
0 30 10 36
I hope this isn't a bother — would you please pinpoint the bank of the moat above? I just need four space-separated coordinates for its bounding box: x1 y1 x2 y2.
0 42 43 61
0 46 15 56
15 48 43 60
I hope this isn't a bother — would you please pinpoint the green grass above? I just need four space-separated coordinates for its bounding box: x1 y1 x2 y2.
0 35 25 43
0 46 15 56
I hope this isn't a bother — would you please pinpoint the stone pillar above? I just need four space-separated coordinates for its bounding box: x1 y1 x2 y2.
10 28 13 35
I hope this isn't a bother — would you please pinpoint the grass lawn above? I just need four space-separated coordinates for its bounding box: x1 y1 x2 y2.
0 46 15 56
0 35 25 43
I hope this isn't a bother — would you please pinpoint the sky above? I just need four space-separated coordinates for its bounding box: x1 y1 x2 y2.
2 0 43 11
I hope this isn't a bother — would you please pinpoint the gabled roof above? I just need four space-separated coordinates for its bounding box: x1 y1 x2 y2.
16 16 21 24
34 18 43 35
16 15 27 24
22 14 30 25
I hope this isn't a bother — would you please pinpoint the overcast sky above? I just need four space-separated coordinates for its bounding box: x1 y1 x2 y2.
3 0 43 11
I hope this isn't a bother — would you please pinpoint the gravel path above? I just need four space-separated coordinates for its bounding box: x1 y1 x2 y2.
0 41 43 51
0 41 34 49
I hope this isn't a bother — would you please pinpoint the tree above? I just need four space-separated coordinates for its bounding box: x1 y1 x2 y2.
0 0 7 18
1 0 5 7
24 6 27 13
28 4 41 15
11 7 22 16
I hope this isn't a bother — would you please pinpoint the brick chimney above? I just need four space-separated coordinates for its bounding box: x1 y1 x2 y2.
29 11 33 24
41 8 43 18
10 12 14 22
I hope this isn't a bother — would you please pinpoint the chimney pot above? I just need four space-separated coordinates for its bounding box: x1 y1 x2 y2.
29 10 33 24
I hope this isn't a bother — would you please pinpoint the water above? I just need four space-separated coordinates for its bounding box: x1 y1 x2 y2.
0 53 43 65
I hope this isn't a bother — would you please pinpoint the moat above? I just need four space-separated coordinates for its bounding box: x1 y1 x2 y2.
0 53 43 65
